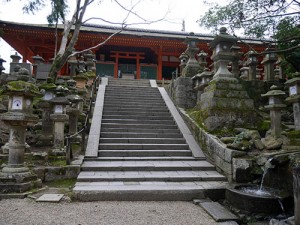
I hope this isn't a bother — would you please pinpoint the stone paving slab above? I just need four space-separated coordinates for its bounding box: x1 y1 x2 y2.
199 202 238 222
36 194 64 202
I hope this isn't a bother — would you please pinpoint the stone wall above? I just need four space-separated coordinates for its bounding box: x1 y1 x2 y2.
179 109 246 181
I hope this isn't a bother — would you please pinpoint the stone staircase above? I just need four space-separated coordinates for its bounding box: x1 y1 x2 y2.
73 78 227 201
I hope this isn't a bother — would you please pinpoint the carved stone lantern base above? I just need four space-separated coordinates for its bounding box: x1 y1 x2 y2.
0 170 42 193
200 80 256 131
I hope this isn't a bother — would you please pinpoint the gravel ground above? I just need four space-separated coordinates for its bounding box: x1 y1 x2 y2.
0 198 221 225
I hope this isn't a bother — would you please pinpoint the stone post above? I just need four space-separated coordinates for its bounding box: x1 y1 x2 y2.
230 45 243 78
0 68 42 193
261 47 277 81
293 166 300 225
49 86 69 156
261 85 286 137
0 57 6 74
245 51 258 80
182 32 200 77
285 72 300 130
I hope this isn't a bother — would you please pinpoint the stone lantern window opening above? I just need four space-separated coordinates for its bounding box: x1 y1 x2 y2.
54 104 64 114
289 85 297 96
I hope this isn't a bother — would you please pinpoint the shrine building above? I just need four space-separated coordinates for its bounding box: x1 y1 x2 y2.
0 20 268 80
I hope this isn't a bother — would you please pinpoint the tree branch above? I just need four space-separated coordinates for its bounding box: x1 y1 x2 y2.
69 26 125 57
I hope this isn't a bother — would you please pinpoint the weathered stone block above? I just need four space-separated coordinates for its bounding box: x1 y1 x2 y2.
232 157 253 182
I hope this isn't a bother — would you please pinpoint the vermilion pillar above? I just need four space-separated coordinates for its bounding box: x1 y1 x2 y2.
157 46 163 80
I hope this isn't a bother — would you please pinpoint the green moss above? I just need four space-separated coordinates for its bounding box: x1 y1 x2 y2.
45 178 76 188
257 120 270 133
50 159 67 167
84 71 96 78
6 81 40 96
39 83 56 91
287 130 300 139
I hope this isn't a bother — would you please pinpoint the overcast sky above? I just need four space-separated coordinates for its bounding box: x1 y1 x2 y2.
0 0 217 72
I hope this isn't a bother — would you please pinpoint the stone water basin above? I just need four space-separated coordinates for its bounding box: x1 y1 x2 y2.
226 184 292 214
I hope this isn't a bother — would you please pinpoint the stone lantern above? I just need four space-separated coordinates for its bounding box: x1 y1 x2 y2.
209 27 238 81
199 27 255 131
285 72 300 130
68 54 78 78
261 47 277 81
230 45 243 78
179 52 189 75
182 32 200 77
192 68 213 106
76 56 86 74
36 79 57 146
0 57 6 74
261 85 286 137
0 69 42 193
32 55 45 77
84 50 95 72
245 51 258 80
49 85 69 156
240 66 249 80
66 79 83 142
197 50 208 72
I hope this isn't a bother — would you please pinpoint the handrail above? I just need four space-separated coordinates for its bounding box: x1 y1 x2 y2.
65 75 101 165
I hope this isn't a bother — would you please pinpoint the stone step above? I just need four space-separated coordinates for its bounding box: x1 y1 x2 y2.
102 108 170 113
77 170 226 182
103 105 168 110
98 150 193 157
101 119 175 125
99 143 189 150
73 181 227 201
99 138 186 144
104 95 163 102
100 132 183 138
85 156 197 161
104 102 166 107
81 160 215 171
102 111 171 117
101 115 172 120
100 128 181 134
101 123 179 129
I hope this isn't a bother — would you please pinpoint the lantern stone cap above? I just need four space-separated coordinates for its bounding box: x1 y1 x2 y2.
50 96 70 105
192 69 213 80
285 72 300 86
184 32 199 43
246 50 258 57
261 85 286 97
10 52 21 60
209 27 237 49
0 57 6 63
0 111 38 123
39 82 57 91
67 94 83 103
3 80 41 97
32 55 45 62
197 50 208 57
179 52 189 60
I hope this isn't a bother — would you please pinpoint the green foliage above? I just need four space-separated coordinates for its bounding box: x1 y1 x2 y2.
198 0 300 38
275 17 300 74
47 0 68 25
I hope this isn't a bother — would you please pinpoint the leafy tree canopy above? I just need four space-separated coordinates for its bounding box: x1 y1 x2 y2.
198 0 300 38
198 0 300 74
